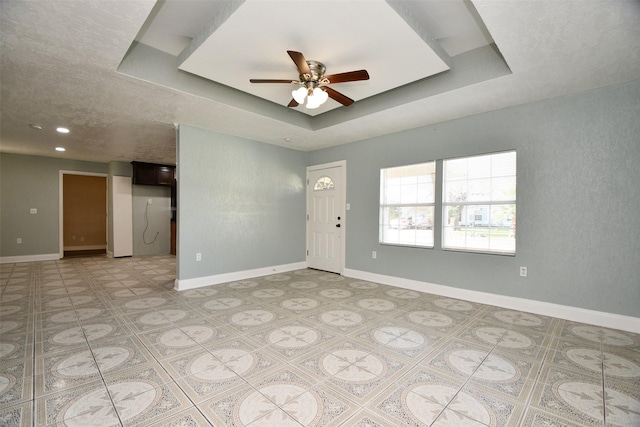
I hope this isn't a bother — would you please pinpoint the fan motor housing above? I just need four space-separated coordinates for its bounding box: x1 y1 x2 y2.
302 60 326 82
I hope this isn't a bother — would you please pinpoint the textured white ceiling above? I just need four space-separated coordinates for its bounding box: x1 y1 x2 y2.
1 0 639 165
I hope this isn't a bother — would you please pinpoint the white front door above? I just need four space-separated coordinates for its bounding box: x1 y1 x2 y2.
307 162 345 274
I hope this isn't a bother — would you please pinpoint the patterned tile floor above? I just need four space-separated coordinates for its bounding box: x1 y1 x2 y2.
1 255 639 426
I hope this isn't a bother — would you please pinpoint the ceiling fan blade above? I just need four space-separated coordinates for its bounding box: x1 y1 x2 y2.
323 70 369 84
250 79 297 84
287 99 299 107
324 87 354 106
287 50 311 76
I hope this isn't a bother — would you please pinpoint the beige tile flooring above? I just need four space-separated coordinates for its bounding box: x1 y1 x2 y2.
1 255 639 426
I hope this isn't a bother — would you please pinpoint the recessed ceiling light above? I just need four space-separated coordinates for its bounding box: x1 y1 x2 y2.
29 124 42 130
55 147 66 152
56 127 70 133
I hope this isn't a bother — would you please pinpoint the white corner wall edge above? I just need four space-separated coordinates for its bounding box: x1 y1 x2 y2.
0 253 60 264
174 261 307 291
343 268 640 335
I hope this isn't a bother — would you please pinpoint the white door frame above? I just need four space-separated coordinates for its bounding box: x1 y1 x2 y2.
58 171 108 258
306 160 346 274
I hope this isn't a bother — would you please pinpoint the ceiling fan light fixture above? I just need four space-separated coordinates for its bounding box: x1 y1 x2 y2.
292 87 307 104
314 87 328 104
305 98 321 109
305 88 328 109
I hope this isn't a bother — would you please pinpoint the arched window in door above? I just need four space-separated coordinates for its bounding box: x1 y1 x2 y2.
313 176 334 191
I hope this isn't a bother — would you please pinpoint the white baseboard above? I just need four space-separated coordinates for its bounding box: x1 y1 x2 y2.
0 253 60 264
174 261 307 291
343 268 640 335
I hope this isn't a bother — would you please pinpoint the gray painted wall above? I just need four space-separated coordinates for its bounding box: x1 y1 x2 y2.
0 153 107 257
132 185 172 256
308 80 640 318
176 125 307 280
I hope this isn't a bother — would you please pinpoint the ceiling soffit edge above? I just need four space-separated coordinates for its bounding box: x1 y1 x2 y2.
385 0 452 67
312 44 511 130
118 42 314 130
119 41 510 132
177 0 245 67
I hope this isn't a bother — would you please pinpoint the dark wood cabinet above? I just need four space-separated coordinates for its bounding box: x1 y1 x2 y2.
156 166 174 186
132 161 175 186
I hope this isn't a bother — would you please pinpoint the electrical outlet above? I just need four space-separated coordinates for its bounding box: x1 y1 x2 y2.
17 238 22 244
196 253 202 261
30 208 37 214
372 251 377 259
519 266 528 277
148 198 153 204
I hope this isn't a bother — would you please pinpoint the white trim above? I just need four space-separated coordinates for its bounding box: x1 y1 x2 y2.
307 160 347 172
343 268 640 334
59 170 108 258
0 253 60 264
306 160 346 274
174 261 307 291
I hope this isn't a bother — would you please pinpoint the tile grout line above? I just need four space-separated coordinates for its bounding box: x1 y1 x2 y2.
600 340 606 427
31 261 38 427
56 260 124 427
81 258 125 426
516 334 553 427
436 326 508 425
61 258 125 427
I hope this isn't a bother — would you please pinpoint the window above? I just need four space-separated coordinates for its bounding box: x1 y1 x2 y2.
380 162 436 247
313 176 334 191
442 151 516 255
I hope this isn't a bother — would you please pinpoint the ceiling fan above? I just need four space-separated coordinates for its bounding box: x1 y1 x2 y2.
250 50 369 109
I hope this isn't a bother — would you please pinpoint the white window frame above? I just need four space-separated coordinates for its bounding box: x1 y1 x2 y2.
442 151 517 255
379 161 436 248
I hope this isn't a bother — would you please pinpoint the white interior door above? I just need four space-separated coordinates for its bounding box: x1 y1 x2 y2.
307 162 345 273
112 175 133 257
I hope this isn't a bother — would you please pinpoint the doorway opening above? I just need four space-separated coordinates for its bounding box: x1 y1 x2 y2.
60 172 108 258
